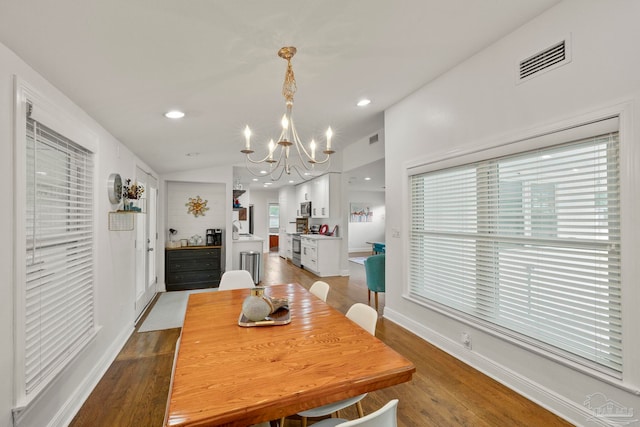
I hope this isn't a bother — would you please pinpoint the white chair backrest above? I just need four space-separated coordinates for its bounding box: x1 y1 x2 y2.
345 303 378 336
218 270 255 290
337 399 398 427
309 281 330 302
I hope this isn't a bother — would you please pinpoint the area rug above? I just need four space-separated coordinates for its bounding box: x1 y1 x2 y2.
349 257 367 265
138 288 217 332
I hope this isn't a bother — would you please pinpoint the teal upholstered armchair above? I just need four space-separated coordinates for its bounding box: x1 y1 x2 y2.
364 253 385 311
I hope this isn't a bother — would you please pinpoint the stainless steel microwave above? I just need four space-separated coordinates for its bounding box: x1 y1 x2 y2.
300 201 312 217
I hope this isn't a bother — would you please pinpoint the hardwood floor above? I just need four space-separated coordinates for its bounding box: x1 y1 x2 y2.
70 252 573 427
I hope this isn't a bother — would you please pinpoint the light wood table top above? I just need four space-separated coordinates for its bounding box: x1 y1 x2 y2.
165 283 415 427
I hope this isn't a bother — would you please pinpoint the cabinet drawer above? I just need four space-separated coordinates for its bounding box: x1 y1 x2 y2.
166 270 221 285
168 258 219 272
307 257 318 271
167 249 220 261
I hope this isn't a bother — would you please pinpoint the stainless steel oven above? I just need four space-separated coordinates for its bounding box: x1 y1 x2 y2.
292 234 302 267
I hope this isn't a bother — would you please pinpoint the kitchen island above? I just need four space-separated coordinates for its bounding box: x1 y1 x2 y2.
300 234 342 277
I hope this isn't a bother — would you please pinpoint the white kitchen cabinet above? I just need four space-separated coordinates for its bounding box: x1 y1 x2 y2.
311 173 340 218
300 235 341 277
286 234 293 259
279 232 292 259
295 172 341 218
295 182 310 217
311 174 328 218
297 182 310 203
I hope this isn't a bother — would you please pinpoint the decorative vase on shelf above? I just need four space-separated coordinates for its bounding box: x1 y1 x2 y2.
242 287 273 321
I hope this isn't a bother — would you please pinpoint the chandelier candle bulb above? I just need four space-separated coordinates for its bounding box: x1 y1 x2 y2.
325 127 334 153
268 139 275 162
310 140 316 160
242 125 253 153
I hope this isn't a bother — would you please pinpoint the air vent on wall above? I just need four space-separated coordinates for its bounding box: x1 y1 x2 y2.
518 36 571 83
369 133 379 144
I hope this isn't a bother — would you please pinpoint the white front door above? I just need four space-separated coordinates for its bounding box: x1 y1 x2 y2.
135 167 158 319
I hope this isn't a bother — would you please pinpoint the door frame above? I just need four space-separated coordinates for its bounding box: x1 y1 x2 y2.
134 167 158 319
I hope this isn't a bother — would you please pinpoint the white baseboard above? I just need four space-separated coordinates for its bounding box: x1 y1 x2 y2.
383 307 609 427
49 325 134 427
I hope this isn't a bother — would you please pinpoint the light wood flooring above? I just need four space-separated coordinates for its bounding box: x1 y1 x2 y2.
70 252 573 427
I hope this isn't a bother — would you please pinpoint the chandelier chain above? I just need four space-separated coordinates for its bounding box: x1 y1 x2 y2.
282 59 297 105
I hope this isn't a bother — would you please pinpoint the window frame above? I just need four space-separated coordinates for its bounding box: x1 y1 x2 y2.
268 203 280 233
401 107 638 388
13 77 99 408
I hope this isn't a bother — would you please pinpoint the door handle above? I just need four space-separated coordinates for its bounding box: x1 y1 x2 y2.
148 248 154 252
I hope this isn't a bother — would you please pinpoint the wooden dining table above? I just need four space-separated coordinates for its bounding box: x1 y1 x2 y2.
165 283 415 427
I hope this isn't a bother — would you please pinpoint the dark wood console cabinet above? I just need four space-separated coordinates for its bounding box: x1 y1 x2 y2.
165 246 222 291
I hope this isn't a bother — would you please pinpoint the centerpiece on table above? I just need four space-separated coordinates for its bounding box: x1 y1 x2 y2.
240 287 290 326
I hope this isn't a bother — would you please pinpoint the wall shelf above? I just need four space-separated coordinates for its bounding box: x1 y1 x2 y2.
121 197 146 213
108 211 135 231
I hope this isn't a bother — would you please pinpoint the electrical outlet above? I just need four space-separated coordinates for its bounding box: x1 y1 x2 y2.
461 332 472 350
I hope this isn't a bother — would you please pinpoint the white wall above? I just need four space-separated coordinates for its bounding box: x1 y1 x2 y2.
0 41 158 426
384 0 640 424
342 129 385 172
347 190 385 252
160 167 233 288
167 181 226 243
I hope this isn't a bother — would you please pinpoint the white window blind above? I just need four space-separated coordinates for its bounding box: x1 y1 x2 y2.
409 126 621 375
24 112 95 396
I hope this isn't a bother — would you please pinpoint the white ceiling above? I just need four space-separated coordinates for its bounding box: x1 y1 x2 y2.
0 0 559 190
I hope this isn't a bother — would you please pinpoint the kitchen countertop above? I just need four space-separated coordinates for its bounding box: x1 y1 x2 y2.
232 234 264 242
299 234 341 240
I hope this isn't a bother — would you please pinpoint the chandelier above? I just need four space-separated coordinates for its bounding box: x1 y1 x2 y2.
241 46 335 181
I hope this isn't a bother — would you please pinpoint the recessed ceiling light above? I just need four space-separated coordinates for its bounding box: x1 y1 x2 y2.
165 110 185 119
364 177 371 181
264 182 273 185
252 178 259 182
260 170 267 174
357 99 371 107
289 180 295 184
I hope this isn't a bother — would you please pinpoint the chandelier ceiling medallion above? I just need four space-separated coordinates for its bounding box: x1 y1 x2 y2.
241 46 335 181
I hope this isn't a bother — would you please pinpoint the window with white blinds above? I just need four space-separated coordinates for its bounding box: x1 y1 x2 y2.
409 123 621 375
24 112 95 396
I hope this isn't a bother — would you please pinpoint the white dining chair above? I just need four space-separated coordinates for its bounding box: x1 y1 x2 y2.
309 280 330 302
218 270 255 290
282 303 379 427
309 399 399 427
345 303 378 335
